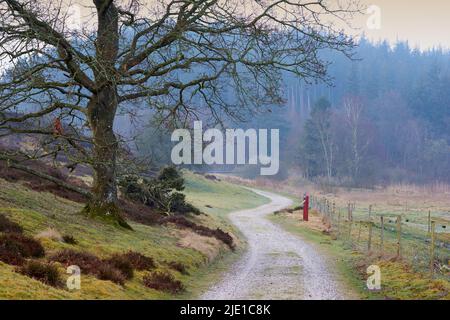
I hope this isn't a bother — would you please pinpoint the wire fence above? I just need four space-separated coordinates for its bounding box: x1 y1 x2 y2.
310 195 450 279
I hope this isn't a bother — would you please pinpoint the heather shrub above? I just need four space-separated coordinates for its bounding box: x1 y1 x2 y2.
0 233 45 258
143 271 185 294
0 247 24 266
97 264 126 285
122 251 155 271
164 216 235 250
17 261 62 287
49 249 133 285
0 214 23 234
104 254 134 280
49 249 101 275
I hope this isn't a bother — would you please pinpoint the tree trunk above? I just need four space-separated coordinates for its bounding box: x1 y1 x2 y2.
83 87 130 229
83 0 130 229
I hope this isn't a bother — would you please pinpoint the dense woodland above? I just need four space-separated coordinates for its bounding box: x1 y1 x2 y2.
290 39 450 186
138 39 450 186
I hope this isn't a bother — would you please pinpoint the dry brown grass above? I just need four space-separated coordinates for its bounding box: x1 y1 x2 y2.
222 174 450 225
36 228 63 242
275 209 331 234
386 182 450 195
219 174 450 214
174 229 223 262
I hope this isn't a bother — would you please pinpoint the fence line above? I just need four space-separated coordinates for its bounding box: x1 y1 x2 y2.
309 195 450 279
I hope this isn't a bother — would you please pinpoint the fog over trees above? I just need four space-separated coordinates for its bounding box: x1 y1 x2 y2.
261 39 450 185
140 39 450 186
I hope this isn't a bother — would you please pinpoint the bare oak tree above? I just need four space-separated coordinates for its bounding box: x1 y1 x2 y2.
0 0 357 226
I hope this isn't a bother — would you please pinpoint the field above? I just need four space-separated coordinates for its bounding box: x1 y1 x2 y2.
309 184 450 278
0 171 267 299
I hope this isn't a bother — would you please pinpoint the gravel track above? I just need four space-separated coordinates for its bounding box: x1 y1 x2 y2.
201 189 348 300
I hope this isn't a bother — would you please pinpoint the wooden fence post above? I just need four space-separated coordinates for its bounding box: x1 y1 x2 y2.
428 210 431 235
357 222 362 243
348 220 353 245
430 221 436 278
368 222 373 252
396 216 402 258
369 205 372 219
337 209 341 237
380 216 384 255
332 201 336 222
347 202 351 221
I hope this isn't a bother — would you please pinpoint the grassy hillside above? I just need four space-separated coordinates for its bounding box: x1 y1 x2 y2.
0 171 268 299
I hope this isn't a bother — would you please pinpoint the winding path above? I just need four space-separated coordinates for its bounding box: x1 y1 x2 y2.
201 189 348 300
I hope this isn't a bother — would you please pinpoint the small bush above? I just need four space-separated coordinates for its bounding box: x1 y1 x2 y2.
143 271 185 294
104 254 134 280
166 261 189 275
168 192 202 215
62 235 77 245
0 247 24 266
49 249 101 275
157 166 185 191
118 167 201 215
0 233 45 258
122 251 155 271
49 249 132 285
17 261 62 287
0 214 23 234
97 264 126 285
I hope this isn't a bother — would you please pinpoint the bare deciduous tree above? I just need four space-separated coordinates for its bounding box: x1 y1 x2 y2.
311 98 335 181
343 95 369 182
0 0 358 225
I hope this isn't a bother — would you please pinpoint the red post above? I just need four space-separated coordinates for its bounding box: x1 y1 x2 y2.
303 194 309 221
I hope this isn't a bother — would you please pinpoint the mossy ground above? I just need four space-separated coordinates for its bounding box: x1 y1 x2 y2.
0 171 267 299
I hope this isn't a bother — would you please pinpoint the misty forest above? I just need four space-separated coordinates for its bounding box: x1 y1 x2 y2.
141 39 450 187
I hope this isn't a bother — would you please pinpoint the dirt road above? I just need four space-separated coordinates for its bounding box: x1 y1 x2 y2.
201 189 350 300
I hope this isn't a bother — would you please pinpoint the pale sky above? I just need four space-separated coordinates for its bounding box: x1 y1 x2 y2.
356 0 450 50
72 0 450 51
7 1 450 51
